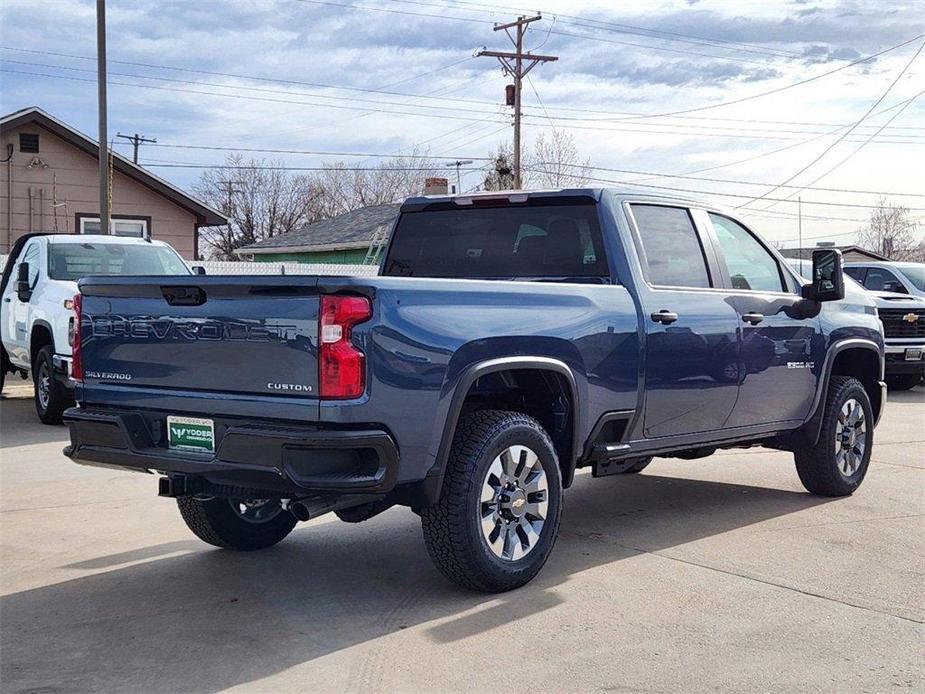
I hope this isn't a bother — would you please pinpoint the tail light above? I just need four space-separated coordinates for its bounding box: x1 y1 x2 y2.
69 292 83 382
319 295 371 399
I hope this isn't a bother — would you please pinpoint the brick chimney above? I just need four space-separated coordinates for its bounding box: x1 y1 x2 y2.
424 177 449 195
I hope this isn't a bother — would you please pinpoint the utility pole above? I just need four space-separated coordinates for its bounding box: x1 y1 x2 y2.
117 132 157 164
218 179 243 215
798 196 803 252
478 15 557 189
445 159 473 193
96 0 110 234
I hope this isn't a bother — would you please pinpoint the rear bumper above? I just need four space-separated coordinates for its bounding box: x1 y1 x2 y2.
63 406 399 497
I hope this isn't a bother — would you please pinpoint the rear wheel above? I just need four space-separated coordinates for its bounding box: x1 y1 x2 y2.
885 374 921 391
794 375 873 497
421 410 563 592
33 345 72 425
177 496 297 550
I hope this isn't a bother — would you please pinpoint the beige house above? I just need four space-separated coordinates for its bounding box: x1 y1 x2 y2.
1 107 225 259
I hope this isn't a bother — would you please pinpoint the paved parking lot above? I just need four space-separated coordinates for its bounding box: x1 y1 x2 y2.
1 381 922 693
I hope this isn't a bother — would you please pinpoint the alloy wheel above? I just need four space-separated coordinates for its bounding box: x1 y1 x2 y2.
835 398 867 477
479 444 549 561
229 498 283 524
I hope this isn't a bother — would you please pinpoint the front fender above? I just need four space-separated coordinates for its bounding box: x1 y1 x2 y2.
800 337 885 445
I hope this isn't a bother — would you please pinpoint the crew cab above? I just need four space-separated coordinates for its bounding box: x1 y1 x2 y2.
63 189 886 592
0 233 191 423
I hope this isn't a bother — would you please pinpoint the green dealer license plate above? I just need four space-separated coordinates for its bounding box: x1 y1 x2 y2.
167 416 215 453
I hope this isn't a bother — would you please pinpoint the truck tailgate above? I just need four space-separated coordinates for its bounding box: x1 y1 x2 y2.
78 277 320 398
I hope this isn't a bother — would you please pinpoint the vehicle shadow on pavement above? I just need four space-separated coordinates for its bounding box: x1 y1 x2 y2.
0 470 834 693
0 390 70 448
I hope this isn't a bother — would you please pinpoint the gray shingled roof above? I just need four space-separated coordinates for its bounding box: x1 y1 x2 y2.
778 245 886 261
236 202 401 255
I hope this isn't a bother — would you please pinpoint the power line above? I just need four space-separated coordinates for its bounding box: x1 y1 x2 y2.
0 47 479 108
4 47 924 134
5 66 921 150
290 1 925 124
14 55 925 143
616 93 923 186
530 161 925 198
518 169 925 210
756 88 925 211
582 32 925 122
736 39 925 209
115 143 492 160
297 0 792 66
389 0 808 59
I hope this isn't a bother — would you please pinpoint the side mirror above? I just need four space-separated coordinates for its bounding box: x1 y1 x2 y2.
191 265 207 275
801 249 844 302
15 262 32 302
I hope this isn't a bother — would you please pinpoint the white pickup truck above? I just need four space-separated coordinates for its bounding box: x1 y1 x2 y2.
1 233 192 423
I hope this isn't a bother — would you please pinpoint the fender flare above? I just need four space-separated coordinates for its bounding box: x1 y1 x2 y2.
29 319 56 363
425 356 582 503
801 337 884 445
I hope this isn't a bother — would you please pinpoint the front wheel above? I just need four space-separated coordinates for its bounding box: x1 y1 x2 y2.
177 496 297 550
794 375 873 497
421 410 563 592
33 345 73 425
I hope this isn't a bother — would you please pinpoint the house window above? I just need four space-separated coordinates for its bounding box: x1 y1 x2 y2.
19 133 40 153
79 216 149 238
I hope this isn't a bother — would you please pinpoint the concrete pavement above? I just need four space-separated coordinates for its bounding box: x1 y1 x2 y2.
1 381 922 693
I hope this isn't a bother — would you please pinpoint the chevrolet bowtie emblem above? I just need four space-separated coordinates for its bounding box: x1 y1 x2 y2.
903 313 920 323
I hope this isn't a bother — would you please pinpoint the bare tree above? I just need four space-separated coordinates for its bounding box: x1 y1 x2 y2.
194 155 318 259
312 148 438 216
857 197 922 260
526 129 592 188
482 143 515 191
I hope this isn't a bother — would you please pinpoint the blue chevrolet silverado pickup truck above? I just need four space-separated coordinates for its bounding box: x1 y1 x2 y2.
64 189 885 592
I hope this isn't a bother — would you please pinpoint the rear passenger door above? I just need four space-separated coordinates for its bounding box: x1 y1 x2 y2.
699 212 821 427
626 203 741 438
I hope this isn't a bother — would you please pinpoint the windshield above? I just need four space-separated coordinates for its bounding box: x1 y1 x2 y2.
48 242 190 280
897 265 925 291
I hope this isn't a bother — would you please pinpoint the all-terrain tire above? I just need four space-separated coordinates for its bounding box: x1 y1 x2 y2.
33 345 73 425
177 496 297 550
421 410 563 593
794 375 873 497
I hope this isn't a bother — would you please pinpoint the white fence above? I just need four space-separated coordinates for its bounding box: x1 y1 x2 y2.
0 254 379 278
194 260 378 276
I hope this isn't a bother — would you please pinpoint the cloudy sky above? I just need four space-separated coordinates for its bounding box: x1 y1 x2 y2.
2 0 924 247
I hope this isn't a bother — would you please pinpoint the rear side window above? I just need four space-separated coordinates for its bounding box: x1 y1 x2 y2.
630 204 710 288
383 203 609 281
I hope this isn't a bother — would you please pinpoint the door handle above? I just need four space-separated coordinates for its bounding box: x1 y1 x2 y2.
2 297 10 303
651 310 679 325
742 313 764 325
